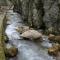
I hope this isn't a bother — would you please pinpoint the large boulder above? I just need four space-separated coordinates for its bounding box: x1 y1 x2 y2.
21 30 42 40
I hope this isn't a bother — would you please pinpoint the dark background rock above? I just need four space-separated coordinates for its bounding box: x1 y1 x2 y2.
9 0 60 34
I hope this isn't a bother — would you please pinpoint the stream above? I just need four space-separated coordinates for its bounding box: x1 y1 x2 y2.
5 10 55 60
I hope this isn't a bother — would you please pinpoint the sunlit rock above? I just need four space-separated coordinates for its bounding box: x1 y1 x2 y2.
21 30 42 40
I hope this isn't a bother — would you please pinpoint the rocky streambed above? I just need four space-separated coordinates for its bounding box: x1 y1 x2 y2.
5 10 56 60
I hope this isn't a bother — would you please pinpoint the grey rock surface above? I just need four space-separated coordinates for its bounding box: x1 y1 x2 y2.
10 0 60 34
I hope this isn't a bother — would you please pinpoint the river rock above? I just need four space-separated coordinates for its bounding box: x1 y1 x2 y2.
16 26 30 33
48 34 60 43
5 43 18 57
48 34 55 41
48 47 58 56
48 43 60 56
21 30 42 40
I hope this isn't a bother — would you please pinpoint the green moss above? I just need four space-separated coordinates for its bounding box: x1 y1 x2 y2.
0 14 6 60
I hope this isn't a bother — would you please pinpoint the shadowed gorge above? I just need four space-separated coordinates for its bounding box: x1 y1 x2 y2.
9 0 60 34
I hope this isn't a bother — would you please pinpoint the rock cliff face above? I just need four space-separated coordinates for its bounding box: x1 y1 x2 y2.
10 0 60 34
0 0 7 5
43 0 60 34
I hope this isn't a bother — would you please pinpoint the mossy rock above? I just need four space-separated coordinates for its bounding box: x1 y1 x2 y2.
5 43 18 57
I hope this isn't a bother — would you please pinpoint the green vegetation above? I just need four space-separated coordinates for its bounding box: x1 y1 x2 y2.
0 14 6 60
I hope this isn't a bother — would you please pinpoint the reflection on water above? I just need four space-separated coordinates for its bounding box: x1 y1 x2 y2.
5 10 55 60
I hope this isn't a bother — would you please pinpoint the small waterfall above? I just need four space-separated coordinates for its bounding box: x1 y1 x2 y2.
5 10 55 60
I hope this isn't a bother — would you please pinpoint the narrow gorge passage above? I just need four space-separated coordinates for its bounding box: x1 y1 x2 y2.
5 10 55 60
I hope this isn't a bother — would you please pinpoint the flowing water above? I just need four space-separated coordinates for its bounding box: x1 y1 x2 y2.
5 10 55 60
